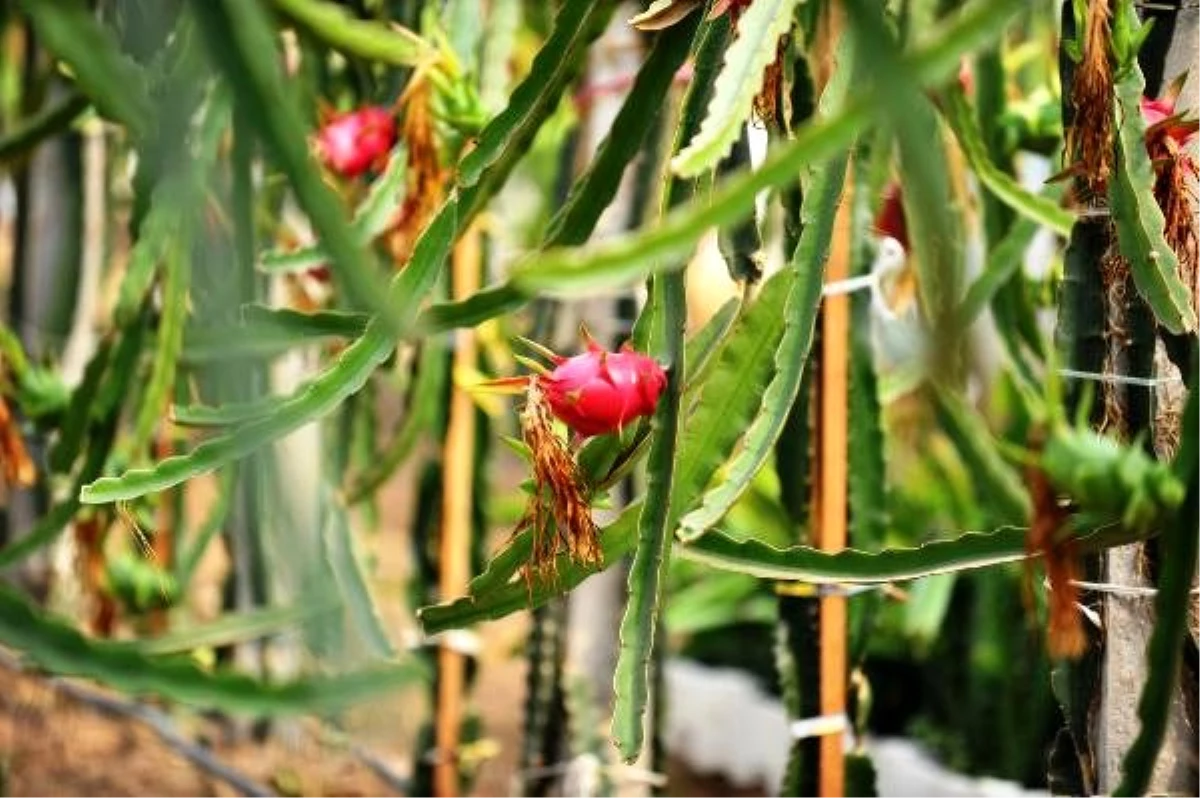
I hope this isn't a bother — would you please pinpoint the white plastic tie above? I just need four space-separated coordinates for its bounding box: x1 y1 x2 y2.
789 712 849 741
516 757 666 788
821 273 876 297
410 628 481 656
1135 1 1197 10
1057 368 1182 389
1069 579 1200 599
777 582 894 599
821 236 907 321
1076 601 1104 630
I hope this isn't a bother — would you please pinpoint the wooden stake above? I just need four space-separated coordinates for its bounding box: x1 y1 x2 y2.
815 166 854 798
435 224 481 798
810 6 850 796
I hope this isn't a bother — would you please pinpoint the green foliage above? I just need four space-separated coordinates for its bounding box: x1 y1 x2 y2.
1040 423 1185 535
80 205 458 503
0 585 426 714
958 209 1055 327
190 0 393 326
543 11 702 248
941 87 1074 237
183 308 370 363
1108 45 1196 335
104 553 179 613
343 338 447 502
456 0 618 188
126 239 190 459
269 0 435 67
137 604 327 656
932 388 1030 524
845 0 963 370
671 0 802 177
16 0 151 139
846 144 889 551
2 0 1195 787
0 90 89 165
678 34 853 543
257 143 409 274
680 527 1031 582
612 253 687 762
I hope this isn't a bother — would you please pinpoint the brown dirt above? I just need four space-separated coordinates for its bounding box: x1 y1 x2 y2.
0 665 397 797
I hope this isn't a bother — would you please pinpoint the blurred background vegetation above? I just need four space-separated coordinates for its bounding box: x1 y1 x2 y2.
0 0 1195 796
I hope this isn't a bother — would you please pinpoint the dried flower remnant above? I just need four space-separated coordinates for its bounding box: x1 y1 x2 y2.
1141 93 1199 151
1025 453 1086 660
1066 0 1114 198
709 0 752 22
0 394 34 488
754 37 786 128
480 333 666 581
517 382 601 582
629 0 706 32
387 81 450 269
1141 85 1199 312
315 106 397 178
75 515 116 637
641 0 771 115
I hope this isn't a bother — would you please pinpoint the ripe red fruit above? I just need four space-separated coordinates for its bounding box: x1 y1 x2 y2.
873 182 909 251
315 106 397 178
540 339 667 438
1140 94 1198 150
1141 96 1174 127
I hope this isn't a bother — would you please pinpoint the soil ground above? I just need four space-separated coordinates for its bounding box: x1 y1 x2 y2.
0 651 755 797
0 664 394 797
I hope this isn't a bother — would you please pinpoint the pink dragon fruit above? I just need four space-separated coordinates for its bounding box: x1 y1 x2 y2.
540 339 667 438
315 106 396 178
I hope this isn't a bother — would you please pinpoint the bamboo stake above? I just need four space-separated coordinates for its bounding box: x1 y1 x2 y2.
435 224 481 798
816 174 853 798
812 6 850 796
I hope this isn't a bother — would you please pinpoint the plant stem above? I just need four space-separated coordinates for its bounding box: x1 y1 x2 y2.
0 90 88 166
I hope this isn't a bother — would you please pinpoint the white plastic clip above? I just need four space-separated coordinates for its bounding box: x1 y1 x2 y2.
821 237 907 321
407 628 481 656
789 712 849 741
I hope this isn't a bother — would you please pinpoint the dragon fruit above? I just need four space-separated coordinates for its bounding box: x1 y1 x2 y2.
315 106 396 178
540 339 667 438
